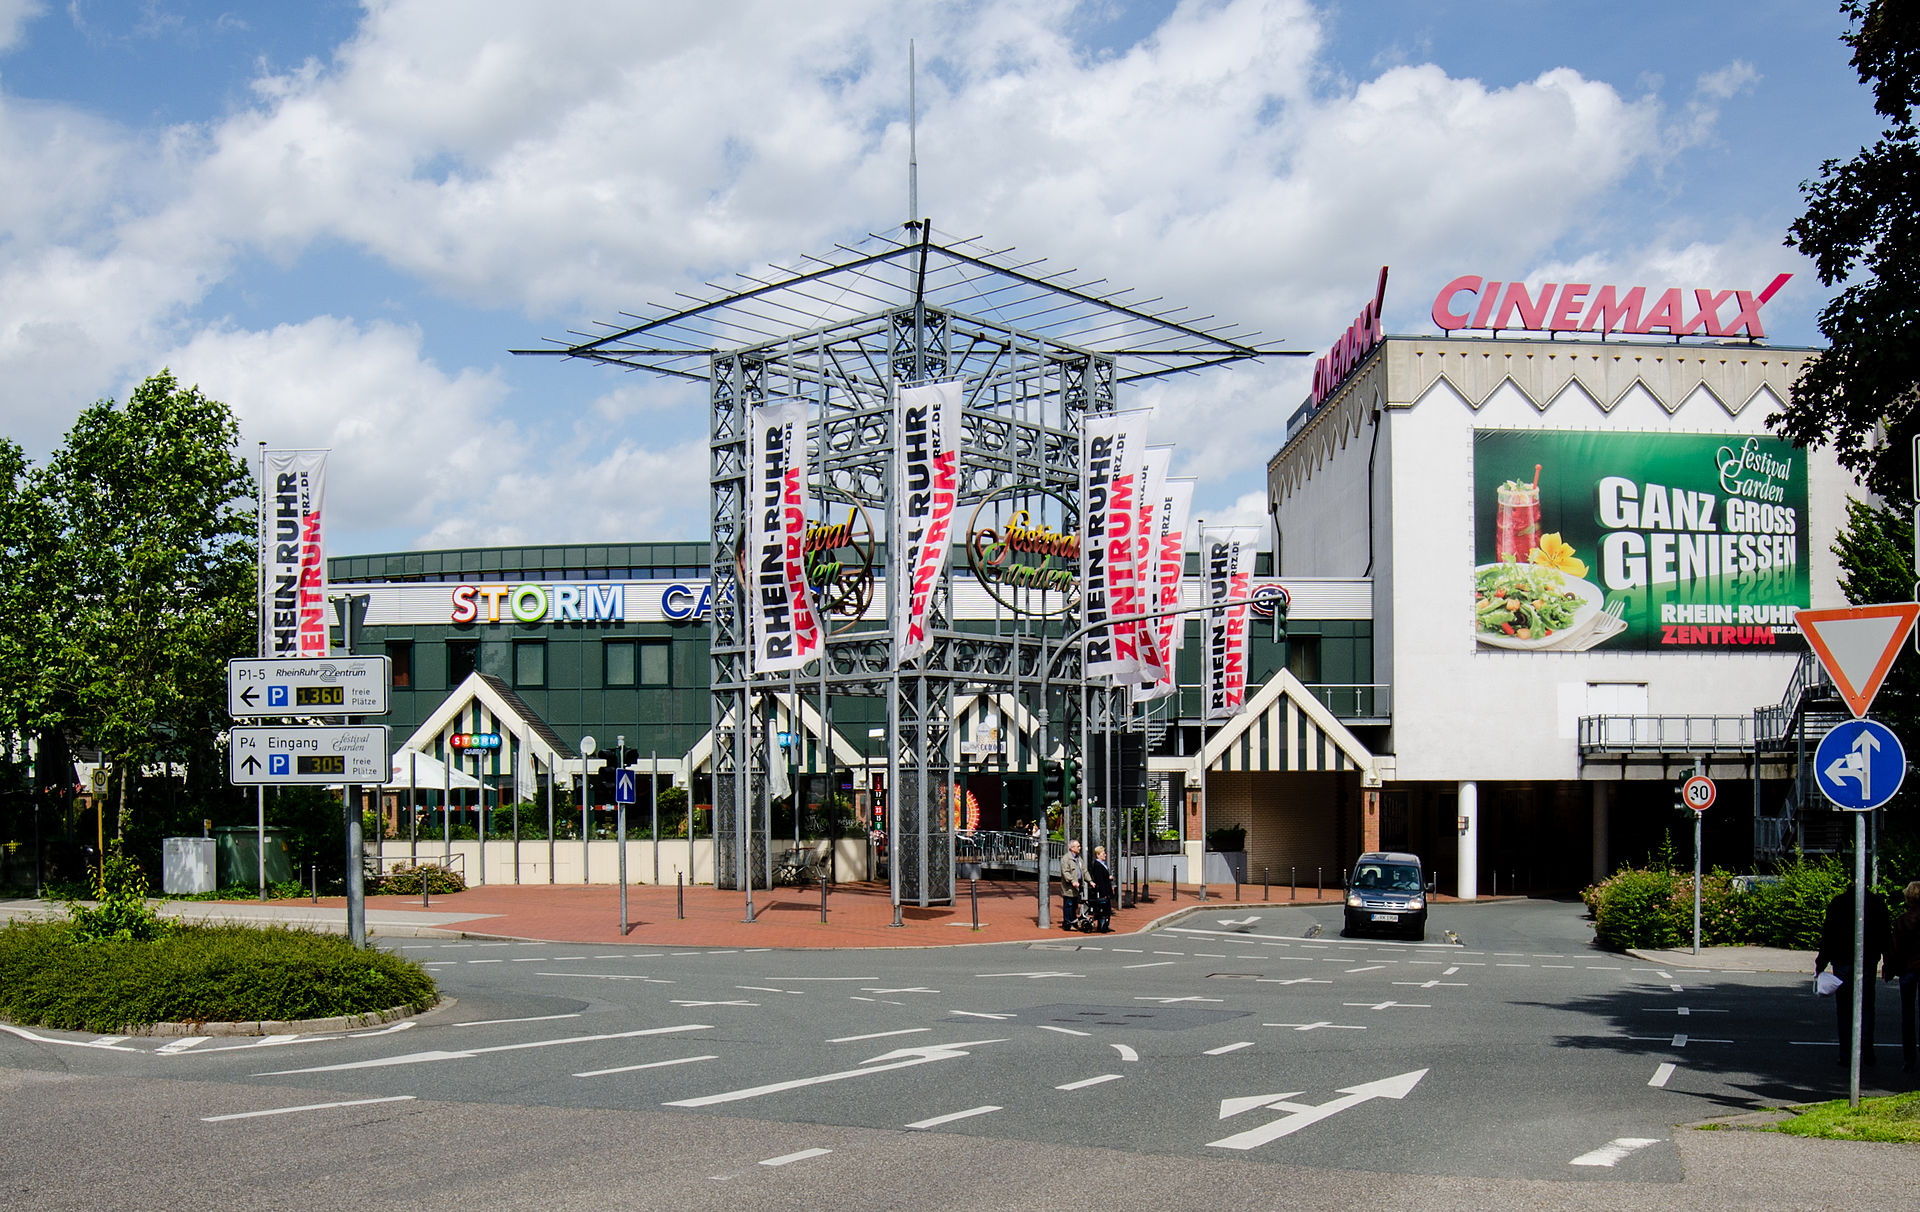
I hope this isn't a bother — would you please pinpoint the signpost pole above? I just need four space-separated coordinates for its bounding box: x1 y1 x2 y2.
257 786 266 901
618 735 628 935
651 751 659 887
1852 810 1866 1109
1692 799 1703 957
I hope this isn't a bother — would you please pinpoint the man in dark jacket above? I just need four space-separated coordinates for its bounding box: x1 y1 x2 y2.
1815 885 1892 1068
1883 881 1920 1074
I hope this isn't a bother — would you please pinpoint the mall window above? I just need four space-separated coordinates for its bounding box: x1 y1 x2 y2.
1286 635 1321 683
447 639 479 686
605 639 671 687
385 640 412 688
514 640 546 689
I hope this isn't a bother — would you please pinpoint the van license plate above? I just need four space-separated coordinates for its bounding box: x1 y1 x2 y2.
1370 913 1398 922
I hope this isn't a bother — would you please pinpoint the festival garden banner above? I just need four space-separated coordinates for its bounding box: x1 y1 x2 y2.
1202 525 1259 722
749 400 823 674
261 449 329 659
1471 429 1809 652
894 380 963 663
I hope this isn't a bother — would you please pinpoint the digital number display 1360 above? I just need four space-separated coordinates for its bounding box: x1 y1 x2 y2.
295 685 346 707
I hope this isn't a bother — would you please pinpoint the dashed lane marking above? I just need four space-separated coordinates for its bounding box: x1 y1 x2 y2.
1205 1042 1256 1055
1056 1074 1123 1091
1037 1025 1091 1037
575 1055 716 1078
907 1106 1001 1130
1649 1063 1676 1088
454 1013 582 1028
1265 1022 1365 1032
1125 961 1176 969
760 1148 832 1167
828 1028 930 1044
203 1095 416 1122
1570 1138 1660 1167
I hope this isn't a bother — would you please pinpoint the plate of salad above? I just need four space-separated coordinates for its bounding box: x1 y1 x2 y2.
1473 561 1602 649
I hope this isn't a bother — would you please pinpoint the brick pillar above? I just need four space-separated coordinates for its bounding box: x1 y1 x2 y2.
1361 788 1380 854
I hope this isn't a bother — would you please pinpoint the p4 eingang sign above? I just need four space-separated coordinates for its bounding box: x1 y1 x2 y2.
1471 429 1808 652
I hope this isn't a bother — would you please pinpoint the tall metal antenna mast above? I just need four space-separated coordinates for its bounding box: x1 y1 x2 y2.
908 39 918 222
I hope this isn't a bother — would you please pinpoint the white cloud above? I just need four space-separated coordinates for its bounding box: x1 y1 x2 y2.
0 0 43 52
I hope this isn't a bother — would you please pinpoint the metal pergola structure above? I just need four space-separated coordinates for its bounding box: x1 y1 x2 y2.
517 221 1298 908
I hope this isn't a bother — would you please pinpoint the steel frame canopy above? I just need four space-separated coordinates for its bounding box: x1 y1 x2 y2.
518 221 1301 907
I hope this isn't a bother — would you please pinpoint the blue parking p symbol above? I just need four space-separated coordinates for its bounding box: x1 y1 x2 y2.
268 685 289 708
269 754 289 776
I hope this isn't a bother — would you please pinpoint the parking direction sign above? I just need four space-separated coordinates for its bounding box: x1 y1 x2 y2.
229 725 390 785
1814 718 1906 812
228 657 390 718
615 768 637 805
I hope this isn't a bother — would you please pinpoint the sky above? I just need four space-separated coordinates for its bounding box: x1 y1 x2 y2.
0 0 1885 557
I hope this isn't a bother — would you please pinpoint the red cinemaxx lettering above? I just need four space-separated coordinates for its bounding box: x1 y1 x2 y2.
1429 274 1791 339
1310 266 1389 407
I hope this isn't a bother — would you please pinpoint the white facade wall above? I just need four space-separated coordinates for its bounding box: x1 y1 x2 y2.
1273 336 1848 785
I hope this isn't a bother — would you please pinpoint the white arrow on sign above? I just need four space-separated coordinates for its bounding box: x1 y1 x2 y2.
1824 728 1881 800
1206 1068 1428 1150
663 1038 1006 1108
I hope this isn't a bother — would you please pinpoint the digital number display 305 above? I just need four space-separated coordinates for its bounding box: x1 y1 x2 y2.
296 755 346 775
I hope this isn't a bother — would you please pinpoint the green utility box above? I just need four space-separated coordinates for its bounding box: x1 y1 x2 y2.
213 826 295 888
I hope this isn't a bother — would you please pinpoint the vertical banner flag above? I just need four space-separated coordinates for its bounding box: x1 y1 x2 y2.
894 380 964 663
1202 526 1259 723
1138 476 1195 702
1134 446 1173 691
749 400 824 674
1082 409 1153 681
261 449 329 659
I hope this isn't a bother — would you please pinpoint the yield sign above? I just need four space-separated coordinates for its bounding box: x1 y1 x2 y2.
1795 603 1920 718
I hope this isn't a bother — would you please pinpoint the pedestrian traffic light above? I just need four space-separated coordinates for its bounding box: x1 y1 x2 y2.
1063 757 1079 805
1043 759 1063 804
1673 767 1693 814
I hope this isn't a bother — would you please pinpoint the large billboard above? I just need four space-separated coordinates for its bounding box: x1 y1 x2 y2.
1471 429 1808 652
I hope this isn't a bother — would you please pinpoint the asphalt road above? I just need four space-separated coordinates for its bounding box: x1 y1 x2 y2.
2 898 1913 1210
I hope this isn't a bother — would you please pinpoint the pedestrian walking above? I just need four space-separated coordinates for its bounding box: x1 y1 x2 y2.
1060 838 1085 930
1816 884 1892 1068
1884 881 1920 1074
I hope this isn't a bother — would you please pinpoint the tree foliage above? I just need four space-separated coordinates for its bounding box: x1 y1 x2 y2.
32 370 256 837
1775 1 1920 497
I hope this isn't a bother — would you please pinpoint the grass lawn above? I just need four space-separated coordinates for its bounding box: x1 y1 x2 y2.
0 919 436 1033
1771 1092 1920 1143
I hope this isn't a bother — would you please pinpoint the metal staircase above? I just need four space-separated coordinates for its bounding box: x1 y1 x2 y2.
1753 649 1850 862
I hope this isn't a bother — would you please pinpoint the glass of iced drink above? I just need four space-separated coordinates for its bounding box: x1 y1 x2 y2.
1495 475 1541 563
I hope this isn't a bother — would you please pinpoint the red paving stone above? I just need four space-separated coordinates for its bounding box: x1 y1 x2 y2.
329 879 1361 948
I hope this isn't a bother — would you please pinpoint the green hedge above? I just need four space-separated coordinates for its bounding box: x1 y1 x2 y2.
373 863 465 896
0 921 437 1033
1585 853 1852 950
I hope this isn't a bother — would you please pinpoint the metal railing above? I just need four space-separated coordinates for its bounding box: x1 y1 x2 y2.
1302 683 1392 720
1576 714 1755 754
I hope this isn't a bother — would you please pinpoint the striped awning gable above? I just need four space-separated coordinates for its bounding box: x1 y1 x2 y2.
686 692 865 775
952 691 1054 773
1203 669 1378 782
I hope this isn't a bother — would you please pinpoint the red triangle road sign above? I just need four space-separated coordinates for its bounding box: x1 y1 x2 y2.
1794 603 1920 718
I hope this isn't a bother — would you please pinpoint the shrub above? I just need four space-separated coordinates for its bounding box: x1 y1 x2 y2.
0 921 437 1032
1589 866 1686 950
1738 853 1850 949
374 863 466 896
1586 852 1854 951
66 845 168 944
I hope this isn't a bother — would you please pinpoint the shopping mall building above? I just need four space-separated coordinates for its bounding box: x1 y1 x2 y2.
338 269 1850 896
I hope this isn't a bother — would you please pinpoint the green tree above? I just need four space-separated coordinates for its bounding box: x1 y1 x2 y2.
36 371 256 842
1774 1 1920 497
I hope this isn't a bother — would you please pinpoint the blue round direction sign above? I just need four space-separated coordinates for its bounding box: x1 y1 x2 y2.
1814 718 1906 812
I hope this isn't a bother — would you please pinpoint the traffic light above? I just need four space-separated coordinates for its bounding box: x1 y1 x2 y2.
1043 759 1063 804
1063 757 1079 805
1673 767 1693 814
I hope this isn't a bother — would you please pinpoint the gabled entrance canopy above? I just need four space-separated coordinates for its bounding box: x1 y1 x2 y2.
401 672 585 793
1200 670 1380 786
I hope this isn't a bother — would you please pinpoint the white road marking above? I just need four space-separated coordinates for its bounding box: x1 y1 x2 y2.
782 976 875 981
203 1095 416 1122
906 1105 1001 1129
1344 1001 1428 1011
1153 951 1186 956
0 1024 140 1052
1112 947 1143 953
1345 965 1386 974
1134 996 1222 1004
671 1000 757 1008
828 1027 931 1044
1649 1063 1676 1087
862 987 938 994
1056 1073 1123 1090
1205 1042 1256 1056
665 1039 1007 1108
948 1010 1016 1020
760 1148 831 1167
1111 1044 1139 1062
155 1036 209 1055
1587 965 1621 970
554 956 587 960
454 1013 581 1028
467 959 503 964
1673 1034 1688 1047
1656 970 1672 980
1256 976 1331 986
1570 1137 1660 1167
1442 967 1460 976
737 986 796 994
977 971 1083 979
594 954 624 959
575 1055 717 1078
1394 980 1466 990
1037 1025 1090 1037
1125 961 1176 969
256 1024 713 1075
1207 1069 1427 1150
349 1022 415 1038
849 996 875 1002
1196 953 1227 958
536 972 673 983
1264 1022 1365 1032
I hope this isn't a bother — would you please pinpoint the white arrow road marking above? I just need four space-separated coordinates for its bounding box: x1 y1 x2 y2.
1111 1044 1139 1062
1571 1137 1660 1167
907 1105 1001 1129
347 1021 415 1038
948 1010 1017 1020
256 1024 712 1075
760 1148 831 1167
1217 916 1262 929
1218 1091 1304 1119
664 1039 1008 1108
1649 1063 1676 1088
976 971 1083 979
828 1028 930 1044
575 1055 716 1078
203 1095 416 1122
1207 1070 1428 1150
1264 1022 1365 1032
1134 996 1222 1004
0 1024 141 1052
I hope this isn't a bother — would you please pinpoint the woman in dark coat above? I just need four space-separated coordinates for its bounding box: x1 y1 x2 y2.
1883 881 1920 1074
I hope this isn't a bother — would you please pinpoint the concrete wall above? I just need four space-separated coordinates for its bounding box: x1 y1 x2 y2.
374 838 872 887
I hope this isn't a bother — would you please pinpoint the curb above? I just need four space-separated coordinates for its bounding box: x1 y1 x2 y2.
121 996 447 1038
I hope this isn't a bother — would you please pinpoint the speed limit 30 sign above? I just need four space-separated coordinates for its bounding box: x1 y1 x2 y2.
1682 774 1717 812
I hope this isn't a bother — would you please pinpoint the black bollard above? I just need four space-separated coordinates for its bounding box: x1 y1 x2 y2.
970 878 979 930
1317 867 1323 899
1264 867 1270 901
820 871 828 924
677 870 684 919
1291 866 1297 900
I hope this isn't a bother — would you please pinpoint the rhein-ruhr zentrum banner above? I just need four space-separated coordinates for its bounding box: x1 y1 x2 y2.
1137 475 1196 703
1083 409 1153 682
1471 428 1809 652
749 400 824 674
894 380 963 663
261 449 329 659
1202 525 1259 723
